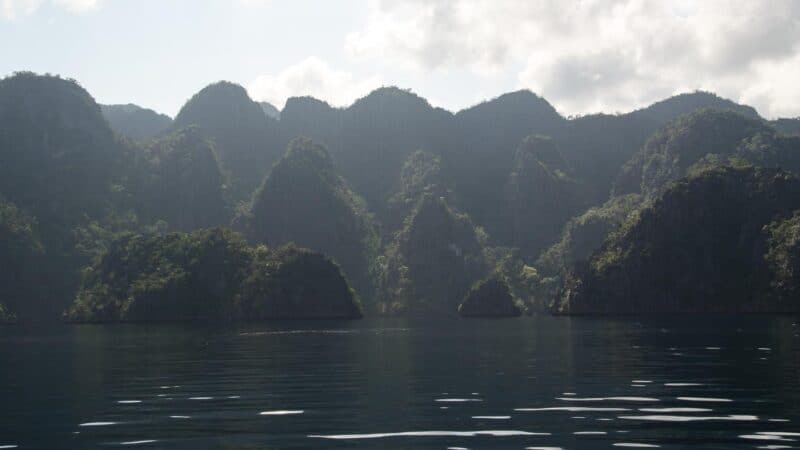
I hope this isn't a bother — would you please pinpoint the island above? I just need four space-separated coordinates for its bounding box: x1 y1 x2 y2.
458 277 522 317
65 228 363 322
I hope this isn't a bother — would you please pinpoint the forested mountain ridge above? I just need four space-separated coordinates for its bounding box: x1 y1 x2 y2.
2 70 800 321
0 72 120 224
377 194 488 315
66 228 362 322
259 101 280 120
243 137 379 303
613 110 778 197
559 167 800 314
140 127 231 231
628 90 760 124
0 73 128 319
772 118 800 136
172 81 283 200
101 103 172 141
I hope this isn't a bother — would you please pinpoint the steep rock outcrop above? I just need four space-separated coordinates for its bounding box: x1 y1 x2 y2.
560 167 800 314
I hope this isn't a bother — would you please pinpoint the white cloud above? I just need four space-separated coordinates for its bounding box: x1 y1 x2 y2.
346 0 800 118
1 0 100 19
247 57 383 109
2 0 43 19
53 0 100 13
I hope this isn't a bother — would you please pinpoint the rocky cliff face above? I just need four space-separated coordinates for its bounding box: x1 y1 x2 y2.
506 135 585 259
173 81 281 199
761 212 800 310
245 137 378 300
379 195 488 315
613 110 773 197
559 167 800 314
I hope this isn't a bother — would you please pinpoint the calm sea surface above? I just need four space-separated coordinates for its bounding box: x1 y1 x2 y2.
1 315 800 449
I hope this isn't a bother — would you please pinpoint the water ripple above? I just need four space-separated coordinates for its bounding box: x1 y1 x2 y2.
309 430 551 439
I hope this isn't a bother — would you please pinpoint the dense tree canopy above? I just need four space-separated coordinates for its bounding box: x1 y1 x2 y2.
560 167 800 314
142 127 230 231
762 211 800 308
557 113 655 204
0 196 44 321
5 71 800 320
339 87 454 212
378 195 488 314
173 81 282 199
245 137 379 300
0 73 120 225
240 244 362 319
613 110 773 196
444 90 566 239
66 228 361 322
0 73 128 319
537 194 643 277
772 118 800 136
385 150 447 232
505 135 586 259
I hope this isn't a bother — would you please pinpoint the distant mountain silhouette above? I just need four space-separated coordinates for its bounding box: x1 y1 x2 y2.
629 91 760 125
101 103 172 141
173 81 282 199
258 101 281 120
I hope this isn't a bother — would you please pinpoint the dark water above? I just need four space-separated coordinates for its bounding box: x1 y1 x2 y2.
2 315 800 449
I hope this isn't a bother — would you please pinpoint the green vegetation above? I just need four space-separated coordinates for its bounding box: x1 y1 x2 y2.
482 247 541 311
386 150 447 232
537 194 643 276
337 87 453 215
458 277 521 317
506 135 585 259
67 228 250 321
0 72 120 226
614 110 773 196
240 244 362 319
0 73 127 319
66 228 361 322
4 71 800 321
245 137 379 300
445 90 566 242
735 132 800 173
557 113 655 206
0 303 15 323
142 127 230 231
378 195 488 314
560 167 800 314
173 81 282 199
762 212 800 309
0 196 43 321
630 91 759 125
771 118 800 136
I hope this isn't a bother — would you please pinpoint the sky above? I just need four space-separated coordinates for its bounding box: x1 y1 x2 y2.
1 0 799 119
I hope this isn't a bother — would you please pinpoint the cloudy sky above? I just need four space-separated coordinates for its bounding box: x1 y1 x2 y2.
2 0 798 118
